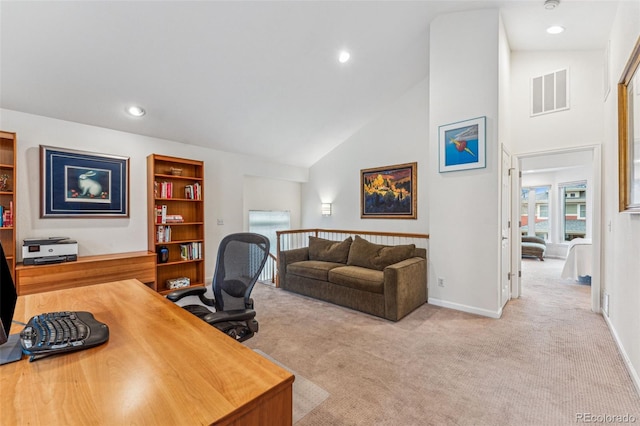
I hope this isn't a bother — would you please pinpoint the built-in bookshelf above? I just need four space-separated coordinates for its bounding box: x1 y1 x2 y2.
147 154 204 294
0 131 16 281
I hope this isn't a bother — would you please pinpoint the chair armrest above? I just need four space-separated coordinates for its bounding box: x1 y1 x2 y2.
383 257 427 321
166 286 207 302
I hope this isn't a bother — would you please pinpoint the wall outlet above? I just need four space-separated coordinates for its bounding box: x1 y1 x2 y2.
437 277 445 287
217 219 224 225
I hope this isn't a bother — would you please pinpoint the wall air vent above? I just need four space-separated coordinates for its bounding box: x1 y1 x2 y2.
530 68 569 116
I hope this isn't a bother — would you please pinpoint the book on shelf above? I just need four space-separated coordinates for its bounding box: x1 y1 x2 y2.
179 242 202 260
155 204 169 224
165 214 184 223
155 181 174 199
184 182 202 200
0 202 10 227
156 225 171 243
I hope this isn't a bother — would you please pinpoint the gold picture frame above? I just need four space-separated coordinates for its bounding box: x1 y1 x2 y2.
618 36 640 212
361 162 417 219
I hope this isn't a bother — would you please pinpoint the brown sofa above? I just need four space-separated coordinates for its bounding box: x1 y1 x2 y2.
278 235 427 321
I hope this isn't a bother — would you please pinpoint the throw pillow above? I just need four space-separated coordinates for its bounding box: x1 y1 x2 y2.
308 236 353 263
347 235 415 271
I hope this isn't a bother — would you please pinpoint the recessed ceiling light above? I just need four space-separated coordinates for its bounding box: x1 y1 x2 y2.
544 0 560 10
546 25 565 35
338 50 350 64
126 105 146 117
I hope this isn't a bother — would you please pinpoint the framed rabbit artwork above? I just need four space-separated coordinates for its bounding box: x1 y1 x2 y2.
40 146 129 217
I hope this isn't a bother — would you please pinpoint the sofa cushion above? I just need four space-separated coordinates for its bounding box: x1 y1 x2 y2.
522 235 546 245
308 236 353 263
287 260 345 281
328 266 384 294
347 235 416 271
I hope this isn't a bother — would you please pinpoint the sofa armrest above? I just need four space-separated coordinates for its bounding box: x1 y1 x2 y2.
383 257 427 321
277 247 309 286
279 247 309 266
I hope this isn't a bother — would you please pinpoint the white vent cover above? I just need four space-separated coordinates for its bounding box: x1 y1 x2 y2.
530 68 569 116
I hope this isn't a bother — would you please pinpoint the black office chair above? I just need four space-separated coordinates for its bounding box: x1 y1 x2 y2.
166 233 270 342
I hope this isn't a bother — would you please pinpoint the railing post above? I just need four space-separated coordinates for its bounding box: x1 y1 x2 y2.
275 231 282 288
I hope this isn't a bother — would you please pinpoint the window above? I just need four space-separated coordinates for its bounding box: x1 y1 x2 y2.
520 186 550 240
560 181 587 241
248 210 290 255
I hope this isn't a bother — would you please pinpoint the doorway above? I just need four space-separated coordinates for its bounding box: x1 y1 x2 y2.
513 145 601 313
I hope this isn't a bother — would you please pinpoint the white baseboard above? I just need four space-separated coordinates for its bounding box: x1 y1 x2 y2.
602 311 640 397
428 297 502 319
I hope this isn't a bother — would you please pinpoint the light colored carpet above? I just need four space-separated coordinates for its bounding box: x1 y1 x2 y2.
253 349 329 424
246 258 640 425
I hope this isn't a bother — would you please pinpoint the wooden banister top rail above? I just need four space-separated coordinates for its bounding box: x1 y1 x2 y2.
276 229 429 239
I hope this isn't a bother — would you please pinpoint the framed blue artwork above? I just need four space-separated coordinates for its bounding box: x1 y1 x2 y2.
40 145 129 217
438 116 486 173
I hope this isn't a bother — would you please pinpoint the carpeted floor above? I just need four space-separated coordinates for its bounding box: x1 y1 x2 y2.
253 349 329 424
245 258 640 425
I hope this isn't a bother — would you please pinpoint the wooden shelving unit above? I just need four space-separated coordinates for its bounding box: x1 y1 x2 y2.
0 131 16 282
147 154 205 294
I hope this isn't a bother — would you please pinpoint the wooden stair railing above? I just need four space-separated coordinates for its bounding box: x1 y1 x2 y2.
259 252 277 285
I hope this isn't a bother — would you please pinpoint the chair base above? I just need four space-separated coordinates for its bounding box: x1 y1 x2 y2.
218 319 259 342
183 304 259 342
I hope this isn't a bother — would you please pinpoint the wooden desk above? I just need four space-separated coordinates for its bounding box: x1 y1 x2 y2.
15 251 157 295
1 279 294 425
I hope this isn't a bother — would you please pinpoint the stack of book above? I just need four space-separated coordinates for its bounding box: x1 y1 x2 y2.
155 181 174 199
156 225 171 243
184 182 202 200
0 201 13 228
180 242 202 260
155 206 184 224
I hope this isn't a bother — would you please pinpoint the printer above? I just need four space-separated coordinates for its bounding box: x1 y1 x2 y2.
22 237 78 265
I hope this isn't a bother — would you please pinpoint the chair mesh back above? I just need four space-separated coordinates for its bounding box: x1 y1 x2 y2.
213 233 269 311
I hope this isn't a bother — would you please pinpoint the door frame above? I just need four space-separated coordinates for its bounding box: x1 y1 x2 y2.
500 145 512 308
513 145 602 313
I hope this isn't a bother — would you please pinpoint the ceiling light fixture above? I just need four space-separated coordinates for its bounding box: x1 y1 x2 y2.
546 25 565 35
544 0 560 10
126 105 146 117
338 51 350 64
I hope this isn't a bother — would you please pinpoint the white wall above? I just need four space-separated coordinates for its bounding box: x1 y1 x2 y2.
601 0 640 393
510 50 605 153
301 77 429 234
428 9 502 318
242 175 301 230
0 109 308 282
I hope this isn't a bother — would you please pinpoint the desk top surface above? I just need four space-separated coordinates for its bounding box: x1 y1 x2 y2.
1 279 293 425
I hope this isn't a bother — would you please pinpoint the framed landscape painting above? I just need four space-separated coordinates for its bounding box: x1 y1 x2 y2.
41 145 129 217
439 116 486 173
361 162 417 219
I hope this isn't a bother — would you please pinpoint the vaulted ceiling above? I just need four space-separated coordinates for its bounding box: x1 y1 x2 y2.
0 1 621 167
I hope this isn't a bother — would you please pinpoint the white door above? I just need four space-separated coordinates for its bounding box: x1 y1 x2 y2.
500 148 512 308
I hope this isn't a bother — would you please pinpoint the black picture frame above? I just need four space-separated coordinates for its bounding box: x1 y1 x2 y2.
40 145 129 218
